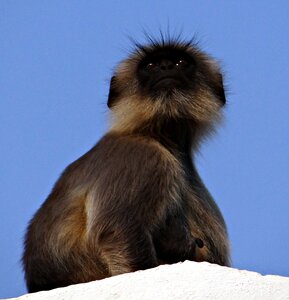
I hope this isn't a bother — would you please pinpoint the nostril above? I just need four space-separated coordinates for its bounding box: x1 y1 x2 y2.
160 60 175 71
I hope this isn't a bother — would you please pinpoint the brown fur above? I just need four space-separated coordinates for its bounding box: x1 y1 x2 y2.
23 38 230 293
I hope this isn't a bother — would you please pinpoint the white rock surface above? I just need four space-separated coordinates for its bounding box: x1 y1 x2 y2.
7 261 289 300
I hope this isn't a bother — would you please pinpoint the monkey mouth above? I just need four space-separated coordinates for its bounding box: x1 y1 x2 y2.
153 77 182 89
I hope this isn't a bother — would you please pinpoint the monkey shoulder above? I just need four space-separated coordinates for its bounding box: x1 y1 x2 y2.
43 132 183 206
85 132 181 172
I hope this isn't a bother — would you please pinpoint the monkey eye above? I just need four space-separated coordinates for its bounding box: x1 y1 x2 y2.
146 62 156 70
175 59 188 67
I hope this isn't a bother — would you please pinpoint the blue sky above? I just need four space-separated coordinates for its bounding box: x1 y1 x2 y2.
1 1 289 298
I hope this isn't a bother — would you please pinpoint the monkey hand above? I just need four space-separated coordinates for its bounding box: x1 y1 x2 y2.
154 228 204 264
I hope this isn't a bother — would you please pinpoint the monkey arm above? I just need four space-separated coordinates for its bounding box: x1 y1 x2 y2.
83 133 185 274
93 212 158 275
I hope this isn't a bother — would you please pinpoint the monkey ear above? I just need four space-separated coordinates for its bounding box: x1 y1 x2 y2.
107 76 119 109
214 73 226 105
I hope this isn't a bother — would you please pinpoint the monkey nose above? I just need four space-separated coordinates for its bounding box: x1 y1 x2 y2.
160 59 174 71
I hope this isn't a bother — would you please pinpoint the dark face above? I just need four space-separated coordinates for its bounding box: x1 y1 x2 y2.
137 48 196 96
107 41 226 109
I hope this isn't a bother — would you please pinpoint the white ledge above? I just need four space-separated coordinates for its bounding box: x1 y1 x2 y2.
9 261 289 300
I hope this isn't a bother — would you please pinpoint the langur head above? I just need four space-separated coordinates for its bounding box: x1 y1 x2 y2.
107 36 226 135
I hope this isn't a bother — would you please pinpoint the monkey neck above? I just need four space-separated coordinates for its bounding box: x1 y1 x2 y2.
111 113 202 160
138 118 196 158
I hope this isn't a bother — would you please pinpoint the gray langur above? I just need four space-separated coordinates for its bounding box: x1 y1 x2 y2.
23 37 230 293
